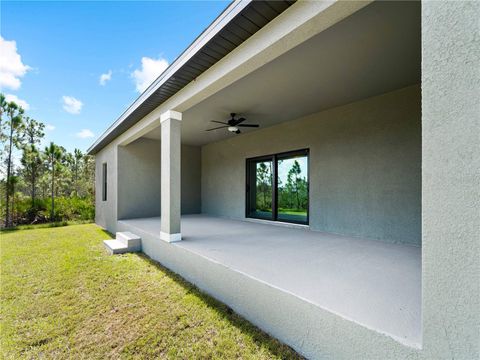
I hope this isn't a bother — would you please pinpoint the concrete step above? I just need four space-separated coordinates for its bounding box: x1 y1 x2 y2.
116 231 141 251
103 239 129 255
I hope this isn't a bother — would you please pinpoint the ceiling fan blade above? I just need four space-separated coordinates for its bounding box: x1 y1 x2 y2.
205 126 228 131
211 120 229 125
234 117 246 125
238 124 259 128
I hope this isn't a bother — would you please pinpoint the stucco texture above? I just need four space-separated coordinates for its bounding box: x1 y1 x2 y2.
202 85 422 246
421 1 480 359
95 141 117 231
118 138 161 219
100 138 201 224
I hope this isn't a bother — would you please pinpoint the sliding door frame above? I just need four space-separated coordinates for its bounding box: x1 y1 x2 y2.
245 148 310 225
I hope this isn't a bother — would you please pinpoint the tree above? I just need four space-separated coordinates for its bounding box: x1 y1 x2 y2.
0 93 95 227
0 94 6 146
18 118 44 213
0 94 5 126
21 145 43 208
38 172 49 199
4 101 24 227
72 149 83 196
287 160 302 210
256 162 272 211
0 94 7 180
22 117 45 146
0 94 6 143
44 142 63 221
82 154 95 198
8 175 19 225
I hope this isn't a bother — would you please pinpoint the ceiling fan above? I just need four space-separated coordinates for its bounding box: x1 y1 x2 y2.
206 113 259 134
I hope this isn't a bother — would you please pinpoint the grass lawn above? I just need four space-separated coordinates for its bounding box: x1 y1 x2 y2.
0 224 302 359
278 209 307 216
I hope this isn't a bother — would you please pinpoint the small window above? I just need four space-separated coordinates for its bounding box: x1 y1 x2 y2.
246 149 309 225
102 163 107 201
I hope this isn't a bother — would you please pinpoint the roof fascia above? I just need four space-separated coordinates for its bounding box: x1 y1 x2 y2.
87 0 250 154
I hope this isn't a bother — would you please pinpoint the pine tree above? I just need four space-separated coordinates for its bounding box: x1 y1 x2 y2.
22 117 45 146
287 160 302 210
44 142 63 221
4 101 24 227
21 145 43 208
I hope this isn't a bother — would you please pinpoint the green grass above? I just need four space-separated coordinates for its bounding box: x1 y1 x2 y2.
0 224 302 359
2 219 93 231
277 209 307 216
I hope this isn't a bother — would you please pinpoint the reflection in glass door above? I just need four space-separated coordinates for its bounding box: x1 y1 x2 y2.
277 153 308 224
246 149 309 225
246 158 274 220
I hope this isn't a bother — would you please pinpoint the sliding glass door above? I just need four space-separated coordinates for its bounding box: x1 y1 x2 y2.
277 152 309 224
246 149 309 225
246 157 274 220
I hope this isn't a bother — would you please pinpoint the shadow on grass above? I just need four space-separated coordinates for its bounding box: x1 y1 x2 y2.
99 228 115 239
133 252 304 359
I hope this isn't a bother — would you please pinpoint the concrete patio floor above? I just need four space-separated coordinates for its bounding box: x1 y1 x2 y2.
118 214 421 347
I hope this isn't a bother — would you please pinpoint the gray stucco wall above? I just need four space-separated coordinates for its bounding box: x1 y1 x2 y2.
421 1 480 359
118 138 202 219
202 85 421 245
94 141 117 232
181 144 202 214
118 138 161 219
96 138 201 228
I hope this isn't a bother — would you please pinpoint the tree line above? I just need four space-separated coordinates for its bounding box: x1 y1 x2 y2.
255 159 308 214
0 93 95 228
278 159 308 213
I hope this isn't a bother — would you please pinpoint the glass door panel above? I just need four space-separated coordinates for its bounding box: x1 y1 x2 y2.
246 149 308 225
277 153 308 224
247 158 274 220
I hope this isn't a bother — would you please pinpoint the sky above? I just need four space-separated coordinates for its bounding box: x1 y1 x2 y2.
257 156 308 187
0 1 229 154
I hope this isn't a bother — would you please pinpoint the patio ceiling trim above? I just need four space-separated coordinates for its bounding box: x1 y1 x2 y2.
87 0 294 155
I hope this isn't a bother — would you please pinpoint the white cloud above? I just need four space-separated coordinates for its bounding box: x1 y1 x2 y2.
76 129 94 139
46 124 55 131
62 96 83 114
131 56 169 93
99 70 112 86
0 36 31 90
5 94 30 110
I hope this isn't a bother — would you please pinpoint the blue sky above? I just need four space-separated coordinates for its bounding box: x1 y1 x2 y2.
1 1 228 153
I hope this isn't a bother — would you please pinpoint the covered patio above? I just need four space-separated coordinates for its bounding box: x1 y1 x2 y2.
89 0 478 357
105 1 423 356
118 214 421 348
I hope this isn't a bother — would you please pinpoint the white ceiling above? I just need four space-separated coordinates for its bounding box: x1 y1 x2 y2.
143 1 420 145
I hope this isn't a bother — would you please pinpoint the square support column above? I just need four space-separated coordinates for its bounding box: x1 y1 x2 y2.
160 110 182 242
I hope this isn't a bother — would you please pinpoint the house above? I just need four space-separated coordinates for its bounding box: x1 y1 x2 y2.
87 1 479 359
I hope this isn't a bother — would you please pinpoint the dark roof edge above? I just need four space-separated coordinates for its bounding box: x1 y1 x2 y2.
87 1 248 155
88 0 294 154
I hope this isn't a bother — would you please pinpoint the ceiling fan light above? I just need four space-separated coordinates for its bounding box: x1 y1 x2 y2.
228 126 239 133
